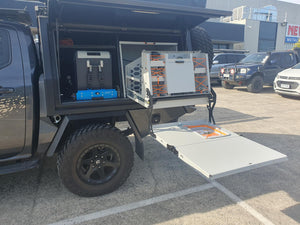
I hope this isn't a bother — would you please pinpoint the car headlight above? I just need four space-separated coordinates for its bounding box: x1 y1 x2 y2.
240 68 249 74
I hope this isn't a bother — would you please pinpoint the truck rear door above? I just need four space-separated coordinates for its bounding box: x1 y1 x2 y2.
0 25 26 157
153 121 287 179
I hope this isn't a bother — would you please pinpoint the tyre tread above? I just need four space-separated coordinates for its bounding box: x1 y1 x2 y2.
191 26 214 68
57 124 133 197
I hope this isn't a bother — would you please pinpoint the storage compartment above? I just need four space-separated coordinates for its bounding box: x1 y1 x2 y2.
56 27 210 113
40 0 230 115
58 32 120 103
57 33 184 105
119 41 178 97
126 51 211 109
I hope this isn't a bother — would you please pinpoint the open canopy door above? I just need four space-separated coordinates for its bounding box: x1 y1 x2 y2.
153 121 287 179
48 0 231 31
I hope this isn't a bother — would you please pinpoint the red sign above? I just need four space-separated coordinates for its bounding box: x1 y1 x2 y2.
286 24 300 37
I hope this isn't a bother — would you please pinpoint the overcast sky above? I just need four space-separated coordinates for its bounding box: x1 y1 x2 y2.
280 0 300 4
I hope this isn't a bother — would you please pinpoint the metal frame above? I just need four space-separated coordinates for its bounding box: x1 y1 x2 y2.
119 41 178 97
126 50 211 109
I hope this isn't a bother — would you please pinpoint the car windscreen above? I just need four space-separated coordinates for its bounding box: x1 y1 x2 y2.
292 63 300 69
240 53 268 64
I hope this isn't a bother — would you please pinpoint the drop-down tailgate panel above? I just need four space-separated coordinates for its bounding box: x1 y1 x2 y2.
153 121 287 179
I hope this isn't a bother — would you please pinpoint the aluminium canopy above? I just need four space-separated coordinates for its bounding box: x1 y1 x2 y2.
48 0 231 31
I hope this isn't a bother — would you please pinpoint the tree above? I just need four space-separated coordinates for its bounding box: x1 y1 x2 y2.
293 39 300 49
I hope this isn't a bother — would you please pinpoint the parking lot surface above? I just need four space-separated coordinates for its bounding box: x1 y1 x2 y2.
1 86 299 225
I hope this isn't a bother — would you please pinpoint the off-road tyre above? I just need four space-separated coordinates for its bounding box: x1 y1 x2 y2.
221 81 234 89
191 26 214 69
247 75 264 93
57 124 134 197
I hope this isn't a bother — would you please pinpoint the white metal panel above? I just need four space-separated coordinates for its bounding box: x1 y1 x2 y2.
119 41 178 98
165 59 196 94
77 51 111 59
152 98 208 109
153 121 287 179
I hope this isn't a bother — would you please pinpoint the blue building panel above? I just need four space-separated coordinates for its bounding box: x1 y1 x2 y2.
285 37 299 43
201 21 244 43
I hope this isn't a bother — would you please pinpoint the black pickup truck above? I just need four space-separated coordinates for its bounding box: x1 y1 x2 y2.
220 51 299 93
0 0 228 196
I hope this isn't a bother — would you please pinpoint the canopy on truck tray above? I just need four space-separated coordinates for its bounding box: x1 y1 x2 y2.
48 0 231 31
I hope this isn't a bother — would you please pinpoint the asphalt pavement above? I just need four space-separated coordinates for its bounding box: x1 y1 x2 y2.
0 86 299 225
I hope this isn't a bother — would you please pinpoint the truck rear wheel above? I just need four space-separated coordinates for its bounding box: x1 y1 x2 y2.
191 26 213 69
57 124 133 197
247 75 263 93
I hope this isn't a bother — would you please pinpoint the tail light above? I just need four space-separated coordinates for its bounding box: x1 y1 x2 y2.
230 68 235 75
220 68 225 74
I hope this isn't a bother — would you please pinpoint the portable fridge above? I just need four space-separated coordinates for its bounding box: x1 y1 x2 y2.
76 51 113 90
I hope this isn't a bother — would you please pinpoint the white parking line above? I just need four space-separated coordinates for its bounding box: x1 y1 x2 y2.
49 180 274 225
48 183 214 225
211 181 275 225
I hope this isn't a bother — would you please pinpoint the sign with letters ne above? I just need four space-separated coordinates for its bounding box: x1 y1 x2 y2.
286 24 300 43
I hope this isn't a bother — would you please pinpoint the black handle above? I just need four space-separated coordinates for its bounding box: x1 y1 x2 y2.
0 87 15 94
175 60 185 64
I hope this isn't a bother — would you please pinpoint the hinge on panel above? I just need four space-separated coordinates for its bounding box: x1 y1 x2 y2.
207 87 217 124
35 6 48 16
167 144 178 156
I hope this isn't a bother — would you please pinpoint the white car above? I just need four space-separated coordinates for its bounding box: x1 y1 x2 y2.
274 63 300 97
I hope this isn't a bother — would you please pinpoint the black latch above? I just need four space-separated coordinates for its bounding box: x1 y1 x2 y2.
167 144 178 156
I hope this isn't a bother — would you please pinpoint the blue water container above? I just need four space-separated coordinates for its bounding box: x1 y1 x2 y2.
76 89 118 101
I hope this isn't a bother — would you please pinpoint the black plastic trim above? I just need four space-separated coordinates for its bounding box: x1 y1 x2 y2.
126 112 144 160
46 116 70 157
0 158 39 175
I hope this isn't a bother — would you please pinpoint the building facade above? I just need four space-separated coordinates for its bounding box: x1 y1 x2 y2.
206 0 300 53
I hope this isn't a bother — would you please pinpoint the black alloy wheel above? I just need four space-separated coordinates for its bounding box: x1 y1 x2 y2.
77 144 120 185
57 124 134 197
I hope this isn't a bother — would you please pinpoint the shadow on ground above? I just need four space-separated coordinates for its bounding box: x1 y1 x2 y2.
181 106 272 126
235 86 275 94
0 108 299 225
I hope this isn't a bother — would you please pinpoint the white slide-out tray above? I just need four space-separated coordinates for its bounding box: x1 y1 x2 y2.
153 121 287 179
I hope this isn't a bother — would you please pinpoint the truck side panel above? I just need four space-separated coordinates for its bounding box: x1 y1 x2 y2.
0 24 26 157
38 16 58 116
17 27 40 156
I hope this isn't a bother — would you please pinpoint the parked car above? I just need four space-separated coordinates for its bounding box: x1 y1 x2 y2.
274 63 300 97
220 51 299 93
210 53 246 83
